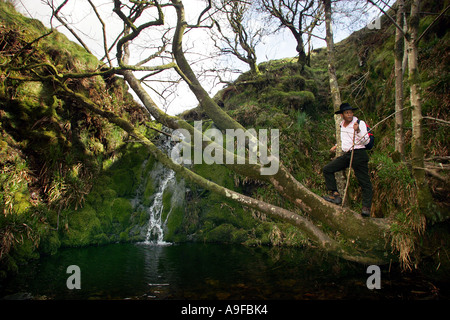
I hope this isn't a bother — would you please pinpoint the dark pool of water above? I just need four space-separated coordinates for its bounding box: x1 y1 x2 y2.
1 243 449 300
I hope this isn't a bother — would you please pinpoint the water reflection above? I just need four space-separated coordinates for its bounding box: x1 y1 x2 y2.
1 243 448 300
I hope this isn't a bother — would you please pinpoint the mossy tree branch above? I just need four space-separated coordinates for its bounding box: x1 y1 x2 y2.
56 78 388 264
169 0 392 246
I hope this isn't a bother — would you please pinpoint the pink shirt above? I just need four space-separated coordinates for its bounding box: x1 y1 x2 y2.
340 117 370 152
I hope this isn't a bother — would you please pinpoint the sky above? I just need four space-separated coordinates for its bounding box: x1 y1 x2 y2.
13 0 387 116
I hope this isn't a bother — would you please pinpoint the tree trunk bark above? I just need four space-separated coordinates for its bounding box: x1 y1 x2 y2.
323 0 346 194
171 0 246 133
296 32 307 71
124 62 389 250
407 0 435 220
57 81 389 264
111 0 395 264
394 0 405 157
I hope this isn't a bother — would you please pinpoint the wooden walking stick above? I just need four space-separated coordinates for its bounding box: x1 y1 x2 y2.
342 130 356 207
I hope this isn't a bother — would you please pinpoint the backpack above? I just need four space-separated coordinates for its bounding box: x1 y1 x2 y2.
357 120 375 150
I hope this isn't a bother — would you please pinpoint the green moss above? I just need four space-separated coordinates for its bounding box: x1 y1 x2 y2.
103 187 118 201
45 32 99 72
92 233 110 245
85 190 102 208
0 3 160 267
111 168 135 197
58 144 155 246
38 231 61 255
62 204 102 247
280 75 306 91
15 81 46 106
111 197 132 226
11 238 40 263
261 89 315 111
0 2 47 36
119 231 129 242
205 223 238 243
136 210 149 226
143 178 156 207
164 205 185 242
12 191 30 214
161 188 172 223
193 163 236 191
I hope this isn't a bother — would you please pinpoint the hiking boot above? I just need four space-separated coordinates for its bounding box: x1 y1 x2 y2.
323 192 342 205
361 206 371 217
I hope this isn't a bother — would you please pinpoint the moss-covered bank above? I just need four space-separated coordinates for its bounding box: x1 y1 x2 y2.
0 1 160 276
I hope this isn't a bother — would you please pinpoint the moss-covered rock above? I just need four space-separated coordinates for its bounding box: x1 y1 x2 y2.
0 1 160 274
61 204 102 247
111 197 132 226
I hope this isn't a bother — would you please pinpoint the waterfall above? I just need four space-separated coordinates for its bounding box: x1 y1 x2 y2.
132 131 178 246
144 166 175 245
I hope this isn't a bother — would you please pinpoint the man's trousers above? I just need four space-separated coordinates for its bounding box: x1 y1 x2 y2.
323 149 373 208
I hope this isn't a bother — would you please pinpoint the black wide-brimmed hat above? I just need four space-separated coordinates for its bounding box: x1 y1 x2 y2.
335 103 358 114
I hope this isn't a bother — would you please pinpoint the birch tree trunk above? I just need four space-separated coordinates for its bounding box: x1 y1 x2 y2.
323 0 345 194
407 0 435 220
394 0 405 157
56 80 389 264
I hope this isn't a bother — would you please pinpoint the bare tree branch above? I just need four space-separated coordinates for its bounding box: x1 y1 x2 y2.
212 0 266 74
87 0 112 67
113 0 164 66
46 0 94 55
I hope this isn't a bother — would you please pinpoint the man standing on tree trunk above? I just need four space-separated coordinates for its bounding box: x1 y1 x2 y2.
322 103 373 217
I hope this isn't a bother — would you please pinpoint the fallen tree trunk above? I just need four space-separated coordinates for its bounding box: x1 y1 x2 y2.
122 58 392 262
58 80 394 265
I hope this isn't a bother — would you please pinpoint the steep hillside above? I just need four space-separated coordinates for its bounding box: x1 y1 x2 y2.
0 1 161 275
188 6 449 219
0 2 306 277
181 0 449 269
311 0 449 214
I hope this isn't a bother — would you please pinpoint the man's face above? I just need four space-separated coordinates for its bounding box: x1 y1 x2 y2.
342 110 354 122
